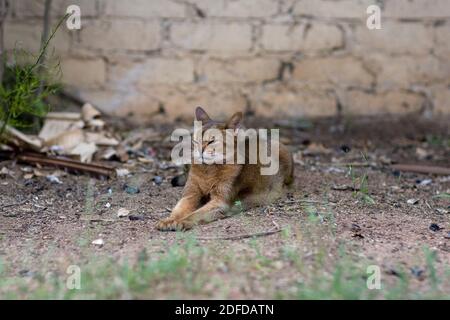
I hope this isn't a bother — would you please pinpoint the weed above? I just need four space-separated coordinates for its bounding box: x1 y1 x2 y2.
0 14 66 137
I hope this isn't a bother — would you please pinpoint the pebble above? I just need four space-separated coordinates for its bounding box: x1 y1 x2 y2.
116 168 130 177
340 145 351 153
171 174 187 187
429 223 442 232
407 199 419 205
124 185 140 194
129 214 145 221
92 238 104 247
410 266 424 278
153 176 163 185
117 208 130 217
417 179 432 186
46 175 62 184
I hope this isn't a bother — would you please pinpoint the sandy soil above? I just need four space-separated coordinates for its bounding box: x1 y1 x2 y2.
0 115 449 299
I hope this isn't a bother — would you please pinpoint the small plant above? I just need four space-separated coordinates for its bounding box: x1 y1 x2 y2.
0 15 66 137
349 153 375 205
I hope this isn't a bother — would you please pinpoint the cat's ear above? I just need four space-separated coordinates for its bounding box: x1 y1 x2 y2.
227 112 243 130
195 106 211 123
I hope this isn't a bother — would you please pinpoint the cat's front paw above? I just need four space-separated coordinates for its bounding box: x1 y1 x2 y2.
156 218 193 231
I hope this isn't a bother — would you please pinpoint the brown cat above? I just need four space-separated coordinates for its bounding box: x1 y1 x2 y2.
156 107 294 231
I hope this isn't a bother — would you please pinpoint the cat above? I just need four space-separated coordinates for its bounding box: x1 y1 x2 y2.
156 107 294 231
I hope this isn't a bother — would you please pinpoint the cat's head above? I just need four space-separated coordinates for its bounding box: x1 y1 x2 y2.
192 107 243 164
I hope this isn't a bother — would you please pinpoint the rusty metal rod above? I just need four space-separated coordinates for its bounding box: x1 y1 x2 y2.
17 152 115 177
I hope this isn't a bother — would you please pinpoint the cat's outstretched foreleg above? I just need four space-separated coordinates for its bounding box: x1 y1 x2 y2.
157 198 229 231
156 192 201 231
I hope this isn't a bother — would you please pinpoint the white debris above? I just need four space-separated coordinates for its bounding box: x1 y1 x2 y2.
117 208 130 218
0 167 14 177
23 173 34 180
419 179 432 186
92 238 104 247
407 198 419 205
115 168 130 177
46 175 63 184
105 202 111 209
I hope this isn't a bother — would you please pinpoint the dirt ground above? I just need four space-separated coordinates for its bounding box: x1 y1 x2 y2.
0 114 449 299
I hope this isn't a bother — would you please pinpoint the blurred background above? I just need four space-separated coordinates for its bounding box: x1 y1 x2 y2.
2 0 449 123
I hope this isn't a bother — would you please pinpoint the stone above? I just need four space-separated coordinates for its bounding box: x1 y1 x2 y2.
185 0 278 18
253 84 337 117
104 0 185 18
293 56 373 88
293 0 374 19
302 23 344 52
435 24 450 59
60 58 106 88
137 58 195 85
342 90 425 115
4 21 70 53
171 22 252 54
12 0 98 18
261 24 304 51
202 58 280 83
353 22 433 55
366 55 448 89
80 19 161 51
384 0 450 18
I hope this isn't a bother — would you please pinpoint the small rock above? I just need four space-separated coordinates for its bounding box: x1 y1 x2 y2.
124 184 140 194
171 174 187 187
129 214 144 221
153 176 163 185
92 238 104 247
340 145 351 153
273 261 284 270
392 170 401 177
410 266 424 279
19 269 35 277
415 147 433 160
332 184 359 191
379 155 392 165
23 173 34 180
417 179 432 186
117 208 129 217
46 175 62 184
105 202 111 209
350 223 361 232
429 223 442 232
0 167 14 177
407 199 419 205
116 168 130 177
386 268 400 277
444 232 450 239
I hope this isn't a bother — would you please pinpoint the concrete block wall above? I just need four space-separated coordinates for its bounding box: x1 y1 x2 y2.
4 0 450 122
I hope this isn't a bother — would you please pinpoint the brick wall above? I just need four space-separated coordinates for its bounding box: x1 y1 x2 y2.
4 0 450 122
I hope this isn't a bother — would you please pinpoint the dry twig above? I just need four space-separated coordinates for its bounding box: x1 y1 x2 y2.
197 221 282 241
